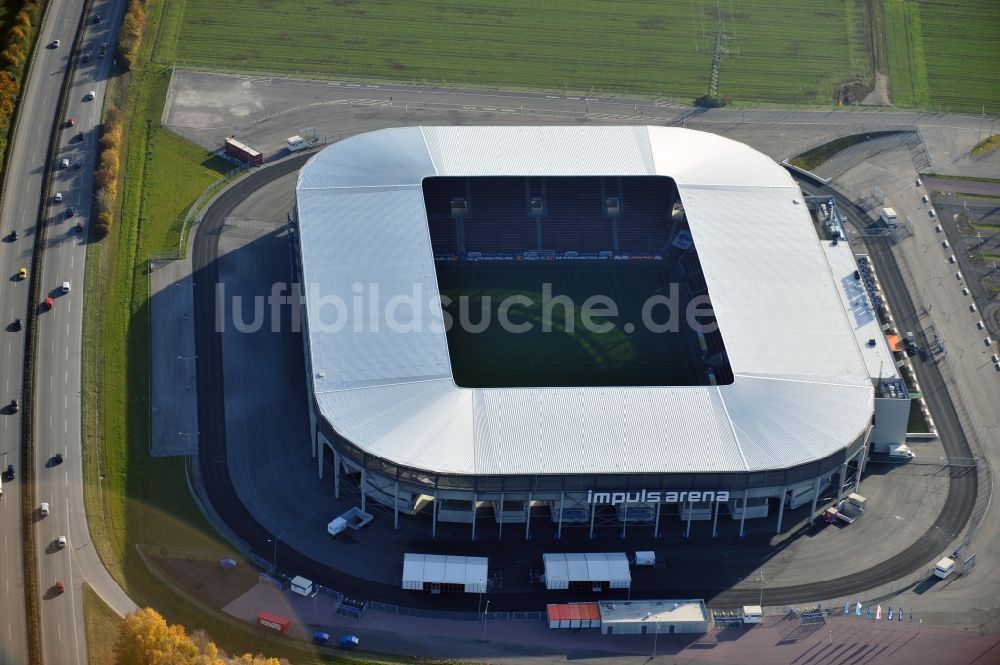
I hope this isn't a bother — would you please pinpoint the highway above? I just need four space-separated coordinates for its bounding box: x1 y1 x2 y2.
0 1 83 660
0 1 135 663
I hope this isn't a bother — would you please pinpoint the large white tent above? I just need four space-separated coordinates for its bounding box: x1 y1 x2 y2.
401 553 488 593
543 552 631 590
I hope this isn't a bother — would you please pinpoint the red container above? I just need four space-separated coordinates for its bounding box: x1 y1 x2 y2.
256 611 290 634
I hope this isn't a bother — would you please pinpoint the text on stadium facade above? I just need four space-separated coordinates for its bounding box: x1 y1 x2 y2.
587 489 730 505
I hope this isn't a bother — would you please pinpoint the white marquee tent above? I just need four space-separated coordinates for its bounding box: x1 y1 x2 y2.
401 553 488 593
543 552 631 590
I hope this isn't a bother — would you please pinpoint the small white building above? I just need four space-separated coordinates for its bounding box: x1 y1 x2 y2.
543 552 631 590
289 576 314 597
598 599 709 635
401 553 488 593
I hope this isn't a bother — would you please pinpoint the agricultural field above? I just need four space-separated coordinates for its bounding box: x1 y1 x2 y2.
913 0 1000 113
166 0 873 104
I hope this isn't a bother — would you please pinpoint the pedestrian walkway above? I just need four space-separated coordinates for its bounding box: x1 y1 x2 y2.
223 584 1000 664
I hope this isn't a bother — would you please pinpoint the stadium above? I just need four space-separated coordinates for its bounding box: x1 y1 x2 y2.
292 126 910 540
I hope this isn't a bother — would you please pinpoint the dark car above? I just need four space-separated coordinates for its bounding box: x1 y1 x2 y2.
52 453 64 466
12 318 21 331
98 42 108 57
65 118 76 127
72 132 84 143
8 230 16 241
66 207 76 218
9 399 18 413
93 14 101 23
5 464 13 480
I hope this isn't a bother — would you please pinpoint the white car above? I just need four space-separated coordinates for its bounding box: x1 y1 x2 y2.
85 90 96 101
40 502 50 516
61 281 71 293
51 39 60 48
54 192 63 203
59 158 70 169
57 536 67 548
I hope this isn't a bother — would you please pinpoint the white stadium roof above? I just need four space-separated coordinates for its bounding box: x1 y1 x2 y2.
295 126 875 477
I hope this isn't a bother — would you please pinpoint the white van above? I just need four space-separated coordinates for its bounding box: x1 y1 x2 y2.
40 502 50 516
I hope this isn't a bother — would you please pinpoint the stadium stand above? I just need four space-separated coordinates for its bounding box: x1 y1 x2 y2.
617 176 674 253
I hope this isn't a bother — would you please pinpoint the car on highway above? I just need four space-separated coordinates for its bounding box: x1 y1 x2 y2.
85 90 96 101
18 267 28 279
12 318 22 331
75 220 84 232
54 192 63 203
98 42 108 57
50 39 60 48
40 502 50 516
59 158 70 169
93 13 101 23
66 207 76 218
72 132 84 143
54 580 65 593
57 536 67 548
81 52 91 64
4 464 13 480
61 281 71 293
74 159 83 170
44 297 53 310
51 453 63 465
8 229 16 241
65 118 76 127
9 399 18 413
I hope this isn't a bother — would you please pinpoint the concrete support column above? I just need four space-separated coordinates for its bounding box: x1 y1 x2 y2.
776 488 787 534
394 481 400 531
309 409 317 459
525 492 532 540
557 492 564 539
712 500 720 538
855 445 869 493
685 500 693 538
620 503 628 540
471 493 478 540
432 491 438 539
739 490 748 537
332 449 341 499
836 462 849 499
808 476 822 525
360 467 367 513
317 438 325 480
589 499 596 539
654 500 661 538
498 492 504 540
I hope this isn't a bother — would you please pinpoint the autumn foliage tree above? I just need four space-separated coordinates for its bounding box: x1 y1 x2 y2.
92 107 124 236
118 0 148 70
0 1 45 165
115 607 285 665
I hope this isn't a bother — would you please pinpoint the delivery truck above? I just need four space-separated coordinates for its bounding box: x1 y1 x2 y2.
934 557 956 579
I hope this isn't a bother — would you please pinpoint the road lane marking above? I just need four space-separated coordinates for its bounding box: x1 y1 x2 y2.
65 496 82 665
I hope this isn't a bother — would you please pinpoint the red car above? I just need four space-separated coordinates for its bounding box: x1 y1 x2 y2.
65 118 76 127
55 580 65 593
44 297 53 310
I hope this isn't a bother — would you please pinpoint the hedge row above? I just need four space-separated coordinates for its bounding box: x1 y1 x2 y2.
0 1 45 166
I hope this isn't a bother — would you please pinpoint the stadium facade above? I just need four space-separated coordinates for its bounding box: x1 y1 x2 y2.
292 126 910 538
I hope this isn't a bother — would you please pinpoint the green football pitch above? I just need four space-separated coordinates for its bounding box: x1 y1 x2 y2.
436 262 703 388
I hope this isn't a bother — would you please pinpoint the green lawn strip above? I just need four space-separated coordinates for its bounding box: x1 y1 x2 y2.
919 0 1000 114
971 135 1000 157
790 131 904 171
82 0 231 593
907 399 931 434
922 173 1000 185
979 253 1000 262
170 0 870 105
83 584 123 665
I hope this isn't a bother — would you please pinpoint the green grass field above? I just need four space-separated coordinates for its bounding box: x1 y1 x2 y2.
166 0 872 104
83 585 122 665
915 1 1000 113
437 263 704 387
